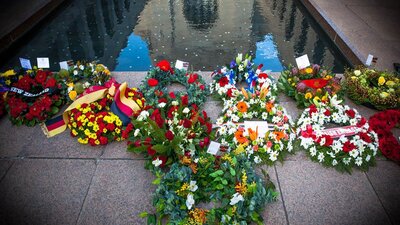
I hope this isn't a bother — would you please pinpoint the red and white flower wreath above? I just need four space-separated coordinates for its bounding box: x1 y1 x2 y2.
296 97 379 173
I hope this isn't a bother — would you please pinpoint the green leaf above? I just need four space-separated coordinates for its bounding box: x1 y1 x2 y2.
51 106 59 115
139 211 148 218
152 144 168 154
229 167 236 176
152 178 161 185
210 170 224 177
147 214 156 225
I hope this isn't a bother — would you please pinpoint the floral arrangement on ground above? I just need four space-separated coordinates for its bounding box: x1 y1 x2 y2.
344 67 399 110
215 87 296 165
4 68 65 126
369 110 400 161
144 152 277 225
67 82 145 146
210 53 276 101
58 61 111 102
127 93 213 170
296 96 379 173
140 60 209 107
278 64 342 108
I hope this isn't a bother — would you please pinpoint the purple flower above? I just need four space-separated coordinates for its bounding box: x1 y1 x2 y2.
230 61 237 69
312 64 320 74
291 67 298 75
296 82 307 93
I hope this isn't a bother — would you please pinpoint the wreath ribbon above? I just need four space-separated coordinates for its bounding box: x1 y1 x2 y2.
300 78 328 89
41 82 140 137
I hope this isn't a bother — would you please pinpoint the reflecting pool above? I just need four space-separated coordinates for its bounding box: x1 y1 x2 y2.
1 0 350 72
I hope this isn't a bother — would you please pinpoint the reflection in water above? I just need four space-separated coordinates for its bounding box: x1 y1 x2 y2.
183 0 219 31
0 0 349 72
254 34 283 72
115 34 151 71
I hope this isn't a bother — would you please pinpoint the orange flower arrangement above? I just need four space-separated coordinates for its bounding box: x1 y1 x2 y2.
236 101 248 113
273 131 286 142
234 130 248 144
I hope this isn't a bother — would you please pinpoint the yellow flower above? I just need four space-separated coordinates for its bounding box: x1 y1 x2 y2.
95 140 100 145
351 76 357 80
72 122 77 128
5 80 11 85
323 75 332 80
305 67 313 74
116 120 122 126
1 69 15 77
380 92 389 98
378 76 385 86
67 82 74 87
321 95 328 101
115 128 121 134
103 128 107 133
72 130 78 136
288 78 292 82
314 96 321 102
69 91 77 100
136 99 143 108
84 129 91 136
93 125 99 132
88 122 93 127
90 133 97 139
291 82 295 86
386 80 395 87
305 92 312 99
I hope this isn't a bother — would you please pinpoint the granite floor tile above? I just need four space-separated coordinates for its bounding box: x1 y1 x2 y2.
276 161 391 225
0 118 37 157
258 166 288 225
0 159 96 225
19 125 104 159
203 100 223 123
367 160 400 225
101 140 145 159
0 160 13 181
77 160 156 225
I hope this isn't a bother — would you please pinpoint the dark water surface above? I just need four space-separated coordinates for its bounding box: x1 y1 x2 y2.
1 0 349 72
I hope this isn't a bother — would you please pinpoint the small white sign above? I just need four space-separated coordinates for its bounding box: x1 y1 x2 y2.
59 61 69 70
19 58 32 69
175 60 189 70
207 141 221 155
37 57 50 68
295 54 311 69
365 54 373 66
244 121 270 138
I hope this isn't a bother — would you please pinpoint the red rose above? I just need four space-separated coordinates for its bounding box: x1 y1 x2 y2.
106 123 115 131
318 135 333 146
99 136 108 145
343 141 356 153
324 109 331 116
134 140 141 147
206 123 212 134
258 73 268 79
346 109 355 118
188 73 198 84
202 111 208 119
156 60 172 72
181 95 188 106
167 106 178 119
165 130 174 141
169 92 176 99
309 104 317 116
199 137 210 148
35 70 48 85
148 78 159 87
359 132 372 143
218 77 229 87
198 116 205 125
89 138 96 146
199 85 205 90
45 77 57 88
183 119 192 128
158 98 167 103
147 146 156 156
357 117 367 127
227 88 234 97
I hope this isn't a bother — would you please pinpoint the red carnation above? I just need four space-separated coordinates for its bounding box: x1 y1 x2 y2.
219 77 229 87
200 85 205 90
106 123 115 131
258 73 268 79
324 109 331 116
156 60 173 72
183 119 192 128
318 135 333 146
181 95 189 106
158 98 167 103
206 123 212 134
169 92 176 99
202 111 208 119
343 141 356 153
199 137 210 148
309 104 317 116
99 136 108 145
165 130 174 141
359 132 372 143
45 77 57 88
346 109 355 118
188 73 198 84
35 70 48 85
227 88 234 97
148 78 159 87
147 146 156 156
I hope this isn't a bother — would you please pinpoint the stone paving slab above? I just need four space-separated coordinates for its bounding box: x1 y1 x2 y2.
19 125 105 159
101 141 144 160
77 160 155 225
0 118 38 157
276 160 391 225
0 159 96 225
367 160 400 225
0 160 13 181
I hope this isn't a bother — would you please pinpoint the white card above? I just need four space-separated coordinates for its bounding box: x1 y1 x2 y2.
207 141 221 155
244 121 270 138
175 60 189 70
295 54 311 69
19 58 32 69
59 61 69 70
37 57 50 68
365 54 373 66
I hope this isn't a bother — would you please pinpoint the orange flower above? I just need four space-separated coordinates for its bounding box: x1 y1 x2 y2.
235 130 248 144
236 101 248 113
273 131 285 141
248 127 258 141
241 87 249 100
266 102 274 113
235 182 247 195
259 87 269 99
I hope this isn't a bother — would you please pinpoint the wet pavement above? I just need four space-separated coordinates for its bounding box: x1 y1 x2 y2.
0 72 399 225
